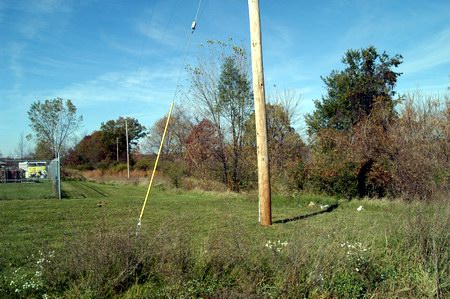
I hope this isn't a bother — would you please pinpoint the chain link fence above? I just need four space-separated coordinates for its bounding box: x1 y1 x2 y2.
48 157 61 199
0 158 61 199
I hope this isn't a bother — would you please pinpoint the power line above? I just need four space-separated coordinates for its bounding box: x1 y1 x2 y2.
133 2 157 73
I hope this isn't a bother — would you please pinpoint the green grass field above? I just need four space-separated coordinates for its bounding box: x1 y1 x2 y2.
0 180 55 200
0 180 448 298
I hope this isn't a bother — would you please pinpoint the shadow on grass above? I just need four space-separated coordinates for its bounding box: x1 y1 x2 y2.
274 203 339 224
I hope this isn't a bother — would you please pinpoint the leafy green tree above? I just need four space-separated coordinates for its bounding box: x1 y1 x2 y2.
99 117 146 162
28 98 83 157
305 46 402 134
218 56 253 191
33 139 54 160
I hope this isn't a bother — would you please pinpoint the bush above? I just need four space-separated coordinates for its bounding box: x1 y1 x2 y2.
304 92 449 201
134 157 155 171
389 94 449 199
159 160 187 188
305 133 359 198
110 162 128 173
307 162 359 198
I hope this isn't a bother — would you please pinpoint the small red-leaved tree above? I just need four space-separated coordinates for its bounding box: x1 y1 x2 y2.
184 119 224 182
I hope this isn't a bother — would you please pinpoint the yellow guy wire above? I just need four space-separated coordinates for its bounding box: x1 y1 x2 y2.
136 0 203 233
137 101 174 230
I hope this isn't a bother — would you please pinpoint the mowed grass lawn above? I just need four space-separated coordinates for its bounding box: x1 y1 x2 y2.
0 180 448 298
0 180 55 200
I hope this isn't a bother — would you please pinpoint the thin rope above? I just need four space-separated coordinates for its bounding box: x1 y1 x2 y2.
194 0 202 21
137 101 174 232
137 0 203 232
172 0 202 101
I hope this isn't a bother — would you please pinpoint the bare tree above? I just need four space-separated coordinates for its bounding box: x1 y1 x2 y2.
187 40 252 191
269 87 303 128
14 132 26 159
142 107 193 158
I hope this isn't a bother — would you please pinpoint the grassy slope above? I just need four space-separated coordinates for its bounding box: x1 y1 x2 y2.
0 181 447 297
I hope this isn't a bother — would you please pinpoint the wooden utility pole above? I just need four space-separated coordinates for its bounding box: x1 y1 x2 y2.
125 119 130 178
248 0 271 226
116 137 119 162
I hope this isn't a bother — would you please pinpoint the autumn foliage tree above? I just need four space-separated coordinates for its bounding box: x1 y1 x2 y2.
143 109 192 158
304 47 448 200
187 40 252 191
66 117 147 168
305 46 403 198
244 103 306 190
66 131 105 168
184 119 223 180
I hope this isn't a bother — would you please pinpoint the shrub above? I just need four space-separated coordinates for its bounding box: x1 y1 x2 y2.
304 92 449 201
159 160 187 188
110 162 128 173
134 157 155 171
388 93 449 199
305 138 359 198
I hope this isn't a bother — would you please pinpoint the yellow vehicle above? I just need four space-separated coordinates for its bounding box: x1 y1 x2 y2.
18 161 47 179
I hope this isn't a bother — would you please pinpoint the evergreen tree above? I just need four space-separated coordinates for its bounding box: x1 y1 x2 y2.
305 46 402 135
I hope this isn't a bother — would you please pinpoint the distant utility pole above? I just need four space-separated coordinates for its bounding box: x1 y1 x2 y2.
116 137 119 162
57 151 61 200
248 0 272 226
125 119 130 179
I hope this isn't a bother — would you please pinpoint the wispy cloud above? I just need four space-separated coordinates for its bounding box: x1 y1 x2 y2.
42 65 182 108
6 42 26 89
104 36 160 58
262 22 322 96
11 0 72 39
1 0 74 92
400 27 450 75
140 24 185 48
135 1 191 49
31 0 66 13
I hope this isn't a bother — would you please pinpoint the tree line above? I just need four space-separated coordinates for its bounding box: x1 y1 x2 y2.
26 41 449 200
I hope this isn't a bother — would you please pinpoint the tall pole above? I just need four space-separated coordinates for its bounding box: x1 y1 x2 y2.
125 119 130 179
57 151 61 200
116 137 119 162
248 0 271 226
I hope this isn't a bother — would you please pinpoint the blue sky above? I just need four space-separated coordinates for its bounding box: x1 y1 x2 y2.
1 0 449 156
